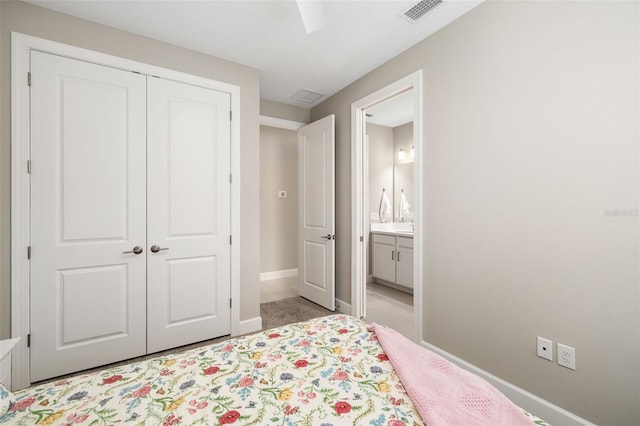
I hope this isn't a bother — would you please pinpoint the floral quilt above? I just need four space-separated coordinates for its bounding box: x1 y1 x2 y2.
1 315 425 425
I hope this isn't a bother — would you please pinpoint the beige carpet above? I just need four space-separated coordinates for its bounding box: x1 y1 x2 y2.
260 296 334 330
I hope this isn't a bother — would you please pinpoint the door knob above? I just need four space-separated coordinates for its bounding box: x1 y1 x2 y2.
123 246 143 255
320 234 332 240
150 244 169 253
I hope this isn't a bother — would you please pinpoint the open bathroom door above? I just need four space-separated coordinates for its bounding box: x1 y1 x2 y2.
298 115 335 310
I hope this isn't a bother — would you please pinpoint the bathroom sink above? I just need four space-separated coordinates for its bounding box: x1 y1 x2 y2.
395 230 414 235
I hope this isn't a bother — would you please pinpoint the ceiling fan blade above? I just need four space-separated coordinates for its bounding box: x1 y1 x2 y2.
296 0 326 34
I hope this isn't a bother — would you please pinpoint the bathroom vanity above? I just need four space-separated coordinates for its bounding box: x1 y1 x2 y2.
370 226 413 291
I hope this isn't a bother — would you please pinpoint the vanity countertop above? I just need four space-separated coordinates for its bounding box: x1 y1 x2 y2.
371 229 413 237
370 223 413 238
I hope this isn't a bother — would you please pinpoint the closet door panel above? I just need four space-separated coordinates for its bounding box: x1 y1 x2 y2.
30 51 147 382
147 78 231 353
168 99 216 235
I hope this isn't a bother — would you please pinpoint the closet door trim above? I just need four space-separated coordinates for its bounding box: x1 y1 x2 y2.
10 32 242 390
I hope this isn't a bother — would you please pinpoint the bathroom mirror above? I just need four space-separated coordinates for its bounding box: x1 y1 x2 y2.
394 161 414 222
392 121 414 222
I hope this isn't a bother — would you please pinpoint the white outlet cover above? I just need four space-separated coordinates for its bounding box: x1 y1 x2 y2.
557 343 576 370
536 336 553 361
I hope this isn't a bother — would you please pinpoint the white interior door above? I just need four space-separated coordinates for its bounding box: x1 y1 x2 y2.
146 78 231 353
30 51 147 381
298 115 335 310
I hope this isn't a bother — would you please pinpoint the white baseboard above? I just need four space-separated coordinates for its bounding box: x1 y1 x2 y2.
420 341 594 426
260 269 298 282
236 316 262 336
335 298 352 315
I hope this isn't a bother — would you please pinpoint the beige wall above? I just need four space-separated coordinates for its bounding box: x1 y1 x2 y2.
261 99 310 124
260 126 299 273
312 1 639 425
258 101 307 275
0 0 262 334
367 123 394 219
393 122 413 164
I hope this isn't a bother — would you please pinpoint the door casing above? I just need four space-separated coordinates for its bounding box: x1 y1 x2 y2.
10 32 242 390
350 71 424 342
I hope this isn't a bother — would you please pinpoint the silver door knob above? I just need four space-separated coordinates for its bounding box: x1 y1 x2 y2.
320 234 332 240
123 246 143 255
150 245 169 253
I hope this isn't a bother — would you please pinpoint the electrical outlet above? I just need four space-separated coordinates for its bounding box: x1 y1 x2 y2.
536 336 553 361
557 343 576 370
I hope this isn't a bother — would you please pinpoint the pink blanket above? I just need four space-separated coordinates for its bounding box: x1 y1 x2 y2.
371 323 534 426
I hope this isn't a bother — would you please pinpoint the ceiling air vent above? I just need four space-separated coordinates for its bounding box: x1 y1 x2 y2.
291 89 324 104
401 0 443 23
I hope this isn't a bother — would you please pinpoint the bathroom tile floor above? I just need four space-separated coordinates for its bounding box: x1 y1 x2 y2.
364 281 416 340
260 277 416 340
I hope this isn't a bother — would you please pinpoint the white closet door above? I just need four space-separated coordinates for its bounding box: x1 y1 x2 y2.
30 51 147 381
147 78 231 353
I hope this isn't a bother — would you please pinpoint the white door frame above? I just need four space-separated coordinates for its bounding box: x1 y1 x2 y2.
351 71 423 342
11 32 242 389
259 115 306 131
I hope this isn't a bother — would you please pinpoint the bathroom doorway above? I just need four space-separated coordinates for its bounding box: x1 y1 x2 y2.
351 71 423 342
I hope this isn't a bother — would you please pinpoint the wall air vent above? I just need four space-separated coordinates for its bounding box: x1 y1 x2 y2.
401 0 443 23
291 89 324 104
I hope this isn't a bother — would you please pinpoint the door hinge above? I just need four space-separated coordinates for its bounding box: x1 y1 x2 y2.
229 111 232 121
27 160 31 174
27 246 31 259
27 72 31 87
229 298 232 308
229 173 232 184
360 236 363 242
229 235 232 245
27 334 31 347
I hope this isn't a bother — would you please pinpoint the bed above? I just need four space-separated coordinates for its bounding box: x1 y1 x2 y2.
0 315 549 425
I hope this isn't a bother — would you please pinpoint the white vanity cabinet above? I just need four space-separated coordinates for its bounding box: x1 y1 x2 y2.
372 234 397 283
371 232 413 290
395 236 414 288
